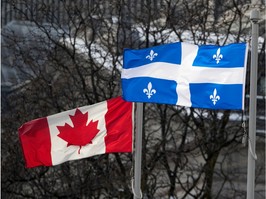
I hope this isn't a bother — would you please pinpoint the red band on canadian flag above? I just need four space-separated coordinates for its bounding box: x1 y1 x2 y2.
18 97 133 168
19 117 52 167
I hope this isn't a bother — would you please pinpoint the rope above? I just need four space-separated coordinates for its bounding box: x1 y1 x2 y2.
242 121 257 160
248 138 258 160
131 177 143 199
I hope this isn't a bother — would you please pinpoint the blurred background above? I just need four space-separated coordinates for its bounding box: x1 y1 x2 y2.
1 0 265 198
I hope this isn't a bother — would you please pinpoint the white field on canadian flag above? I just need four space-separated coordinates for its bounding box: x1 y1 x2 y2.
48 101 108 166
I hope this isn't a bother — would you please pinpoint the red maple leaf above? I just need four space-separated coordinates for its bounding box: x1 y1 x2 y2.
57 109 100 154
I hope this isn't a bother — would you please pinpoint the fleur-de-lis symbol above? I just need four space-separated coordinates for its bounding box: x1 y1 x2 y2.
213 48 223 64
210 88 220 105
143 82 156 99
146 50 158 61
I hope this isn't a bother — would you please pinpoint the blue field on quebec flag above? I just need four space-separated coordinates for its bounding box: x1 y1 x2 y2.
121 42 248 110
122 77 178 105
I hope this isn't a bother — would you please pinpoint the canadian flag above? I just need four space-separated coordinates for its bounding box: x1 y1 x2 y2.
18 97 134 168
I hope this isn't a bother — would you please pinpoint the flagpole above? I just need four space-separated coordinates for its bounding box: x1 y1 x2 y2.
133 102 143 199
247 5 260 199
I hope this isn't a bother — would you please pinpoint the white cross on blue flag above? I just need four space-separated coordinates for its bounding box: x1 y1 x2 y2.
121 42 248 110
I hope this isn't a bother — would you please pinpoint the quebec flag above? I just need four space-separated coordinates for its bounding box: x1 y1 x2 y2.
121 42 248 110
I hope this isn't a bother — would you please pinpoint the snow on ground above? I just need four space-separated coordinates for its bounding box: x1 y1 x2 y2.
60 37 123 70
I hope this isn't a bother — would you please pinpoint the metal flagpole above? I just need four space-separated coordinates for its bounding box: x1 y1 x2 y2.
247 5 260 199
133 102 143 199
